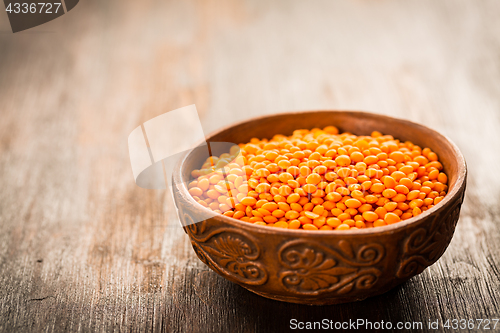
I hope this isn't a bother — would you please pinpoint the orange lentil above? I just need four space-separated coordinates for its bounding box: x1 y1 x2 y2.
364 155 379 165
364 195 378 204
188 187 203 197
336 224 350 230
382 188 397 198
421 186 432 194
240 197 257 206
274 221 288 228
357 204 372 213
313 217 327 228
428 152 438 161
306 173 322 185
343 219 356 227
392 194 407 202
303 202 314 211
374 207 388 219
355 220 366 228
303 223 318 230
304 211 320 220
390 151 405 163
434 196 444 205
233 211 245 219
278 185 293 196
272 209 286 218
337 213 351 221
428 169 439 180
274 195 286 202
437 172 448 184
299 166 311 177
412 207 422 216
285 210 300 220
257 208 271 216
399 165 414 175
326 217 342 228
336 202 347 211
251 210 263 218
434 182 446 192
393 209 403 216
207 189 221 200
364 169 377 178
263 215 278 223
302 184 317 194
391 171 406 181
312 205 325 215
424 198 434 206
362 211 379 222
189 127 449 230
394 184 409 194
371 183 385 193
278 202 291 211
384 212 400 224
335 155 351 167
407 190 420 200
261 202 278 211
345 198 362 208
350 151 365 163
288 220 301 229
409 199 423 209
255 183 271 193
383 176 397 189
399 177 413 188
345 208 358 216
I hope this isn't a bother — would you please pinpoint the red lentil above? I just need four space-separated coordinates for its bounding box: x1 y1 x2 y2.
189 127 449 230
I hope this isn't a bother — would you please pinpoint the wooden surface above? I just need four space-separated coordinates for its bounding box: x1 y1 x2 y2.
0 0 499 332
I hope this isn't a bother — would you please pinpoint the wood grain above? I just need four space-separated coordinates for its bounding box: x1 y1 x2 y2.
0 0 499 331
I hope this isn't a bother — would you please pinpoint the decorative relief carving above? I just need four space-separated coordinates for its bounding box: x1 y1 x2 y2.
397 193 464 279
278 240 385 295
183 213 207 236
191 241 210 266
185 217 268 286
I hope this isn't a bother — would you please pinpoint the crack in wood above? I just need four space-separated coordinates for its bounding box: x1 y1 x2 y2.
27 296 55 302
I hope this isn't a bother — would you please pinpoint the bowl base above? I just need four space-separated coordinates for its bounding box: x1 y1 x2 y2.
240 282 404 305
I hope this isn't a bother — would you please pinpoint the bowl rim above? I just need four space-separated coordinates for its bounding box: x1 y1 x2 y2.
174 110 467 236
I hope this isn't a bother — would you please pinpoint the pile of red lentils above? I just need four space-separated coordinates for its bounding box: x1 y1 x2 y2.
188 126 448 231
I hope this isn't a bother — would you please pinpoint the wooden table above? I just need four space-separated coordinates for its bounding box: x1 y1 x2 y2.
1 0 499 331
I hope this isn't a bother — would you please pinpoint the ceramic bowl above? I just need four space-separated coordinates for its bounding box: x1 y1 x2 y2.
172 110 467 305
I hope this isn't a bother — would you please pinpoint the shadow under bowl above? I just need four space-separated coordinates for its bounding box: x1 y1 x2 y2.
172 110 467 305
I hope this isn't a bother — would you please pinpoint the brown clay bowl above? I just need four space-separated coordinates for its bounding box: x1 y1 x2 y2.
172 110 467 305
